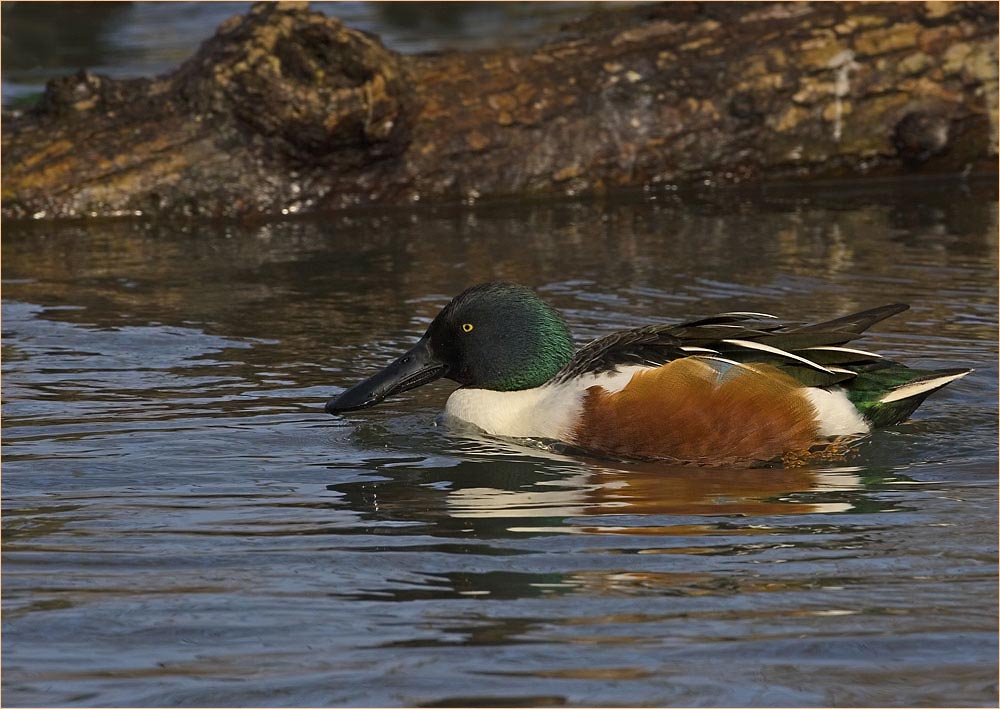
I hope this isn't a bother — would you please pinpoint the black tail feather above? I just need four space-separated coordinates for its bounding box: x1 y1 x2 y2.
787 303 909 335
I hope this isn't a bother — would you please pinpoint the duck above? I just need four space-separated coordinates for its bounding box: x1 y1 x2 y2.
325 282 971 465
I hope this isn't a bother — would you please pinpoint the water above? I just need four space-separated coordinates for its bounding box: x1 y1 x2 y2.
2 179 998 707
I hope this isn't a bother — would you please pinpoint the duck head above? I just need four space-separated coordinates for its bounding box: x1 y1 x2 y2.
325 282 574 413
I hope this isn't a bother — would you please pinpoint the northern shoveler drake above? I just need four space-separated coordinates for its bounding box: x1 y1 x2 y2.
325 282 971 466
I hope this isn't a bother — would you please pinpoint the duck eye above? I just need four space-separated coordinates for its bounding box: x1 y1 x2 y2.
462 323 474 333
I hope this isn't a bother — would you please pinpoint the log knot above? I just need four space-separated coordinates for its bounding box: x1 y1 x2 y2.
893 111 951 163
35 69 143 118
178 2 411 162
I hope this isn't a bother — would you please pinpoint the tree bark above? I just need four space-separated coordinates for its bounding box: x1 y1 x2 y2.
3 1 997 221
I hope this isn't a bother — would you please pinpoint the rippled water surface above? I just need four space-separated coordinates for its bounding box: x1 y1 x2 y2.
3 180 998 707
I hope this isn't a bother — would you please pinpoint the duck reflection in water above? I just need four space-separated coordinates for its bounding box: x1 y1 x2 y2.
445 463 870 523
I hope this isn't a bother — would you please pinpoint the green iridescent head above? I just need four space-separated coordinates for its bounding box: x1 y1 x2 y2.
426 282 574 391
326 282 575 413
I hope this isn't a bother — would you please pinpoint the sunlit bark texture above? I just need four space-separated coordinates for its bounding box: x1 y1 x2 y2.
3 1 997 220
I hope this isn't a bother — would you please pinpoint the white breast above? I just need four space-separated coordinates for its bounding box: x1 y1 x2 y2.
444 366 649 439
444 384 579 439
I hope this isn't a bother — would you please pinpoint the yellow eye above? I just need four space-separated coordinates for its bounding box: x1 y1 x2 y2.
462 323 474 333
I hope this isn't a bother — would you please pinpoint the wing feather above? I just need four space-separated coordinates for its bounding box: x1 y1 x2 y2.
552 304 904 386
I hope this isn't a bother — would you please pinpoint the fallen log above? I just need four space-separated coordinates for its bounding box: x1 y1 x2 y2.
3 1 997 221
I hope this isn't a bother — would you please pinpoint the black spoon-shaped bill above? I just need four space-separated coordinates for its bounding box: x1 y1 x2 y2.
325 337 448 413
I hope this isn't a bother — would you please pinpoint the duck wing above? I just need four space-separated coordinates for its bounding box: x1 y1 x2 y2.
553 304 909 388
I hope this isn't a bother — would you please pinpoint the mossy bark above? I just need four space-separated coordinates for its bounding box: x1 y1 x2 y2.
3 1 997 221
